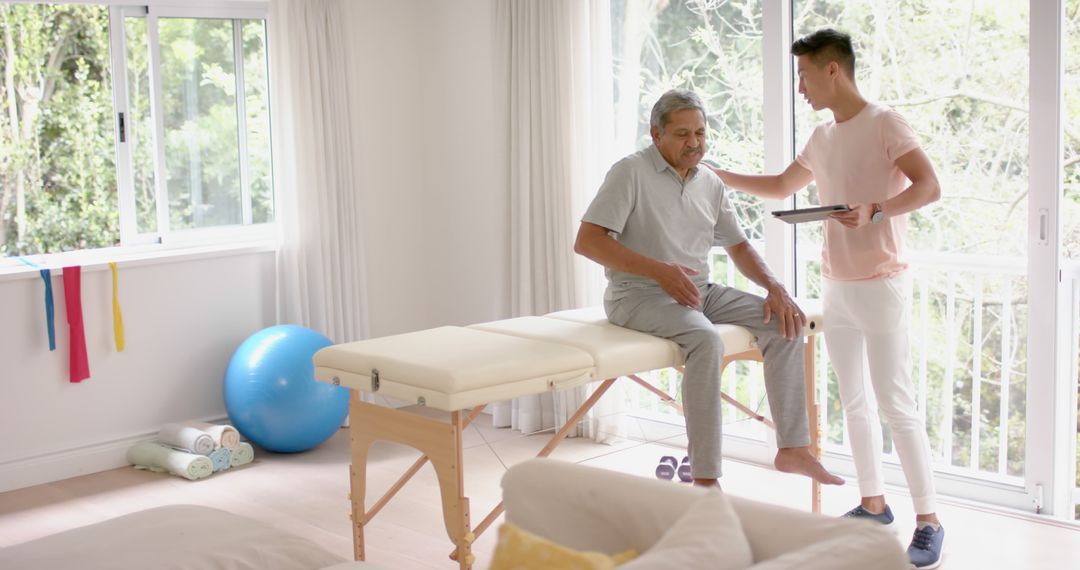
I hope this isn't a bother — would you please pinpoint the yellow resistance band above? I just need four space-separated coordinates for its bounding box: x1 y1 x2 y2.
109 262 125 352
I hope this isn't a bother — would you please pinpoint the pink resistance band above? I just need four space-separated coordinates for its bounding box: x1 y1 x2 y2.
63 266 90 382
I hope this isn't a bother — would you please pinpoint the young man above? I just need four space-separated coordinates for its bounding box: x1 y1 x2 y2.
575 89 844 490
710 29 944 569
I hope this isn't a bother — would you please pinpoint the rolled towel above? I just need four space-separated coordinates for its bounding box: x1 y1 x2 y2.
208 447 232 472
127 441 213 480
229 442 255 468
158 423 215 455
184 421 241 450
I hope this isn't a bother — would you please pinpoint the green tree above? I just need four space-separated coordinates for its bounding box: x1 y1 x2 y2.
151 17 272 231
613 0 767 239
0 4 116 256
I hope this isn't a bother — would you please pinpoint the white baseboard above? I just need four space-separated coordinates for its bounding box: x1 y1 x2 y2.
0 416 229 493
0 435 150 493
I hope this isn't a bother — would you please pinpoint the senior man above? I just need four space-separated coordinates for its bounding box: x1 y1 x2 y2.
574 89 843 488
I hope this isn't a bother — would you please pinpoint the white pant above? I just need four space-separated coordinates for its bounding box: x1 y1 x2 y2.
823 274 937 514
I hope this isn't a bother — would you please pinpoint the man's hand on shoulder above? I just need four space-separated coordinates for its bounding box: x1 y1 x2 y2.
763 284 806 340
706 164 733 186
651 262 701 309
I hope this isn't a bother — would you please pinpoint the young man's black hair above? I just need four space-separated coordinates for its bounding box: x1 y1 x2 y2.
791 28 856 79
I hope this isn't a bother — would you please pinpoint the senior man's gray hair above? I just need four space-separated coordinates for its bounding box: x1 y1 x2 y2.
649 89 706 132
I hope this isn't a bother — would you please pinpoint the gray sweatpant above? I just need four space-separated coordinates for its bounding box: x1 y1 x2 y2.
605 283 810 479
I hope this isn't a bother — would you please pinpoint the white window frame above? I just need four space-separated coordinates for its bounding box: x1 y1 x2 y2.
117 2 272 247
761 0 795 288
1027 0 1072 519
0 0 273 272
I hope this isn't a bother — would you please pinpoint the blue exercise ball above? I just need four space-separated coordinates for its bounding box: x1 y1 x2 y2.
224 325 349 453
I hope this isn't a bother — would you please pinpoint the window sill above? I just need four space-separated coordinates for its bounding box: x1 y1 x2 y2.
0 240 278 283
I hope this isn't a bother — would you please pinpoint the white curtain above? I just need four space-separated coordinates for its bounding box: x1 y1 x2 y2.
269 0 369 345
494 0 626 443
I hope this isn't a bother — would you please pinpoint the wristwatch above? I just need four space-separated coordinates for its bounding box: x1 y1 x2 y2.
870 203 885 224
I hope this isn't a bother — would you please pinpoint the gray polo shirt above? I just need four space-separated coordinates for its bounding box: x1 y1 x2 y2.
582 144 746 300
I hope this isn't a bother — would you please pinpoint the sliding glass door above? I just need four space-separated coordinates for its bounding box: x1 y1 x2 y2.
609 0 1075 518
792 0 1033 509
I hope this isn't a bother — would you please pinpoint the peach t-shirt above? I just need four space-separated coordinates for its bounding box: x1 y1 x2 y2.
795 103 920 281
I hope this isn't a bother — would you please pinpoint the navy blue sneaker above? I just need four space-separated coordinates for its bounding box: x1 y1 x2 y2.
907 523 944 569
841 504 895 526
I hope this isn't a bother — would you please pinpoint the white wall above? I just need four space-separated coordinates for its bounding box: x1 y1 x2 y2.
0 251 276 492
0 0 508 492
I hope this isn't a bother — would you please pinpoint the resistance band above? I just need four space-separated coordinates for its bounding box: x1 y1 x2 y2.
18 257 55 351
62 266 90 382
109 262 125 352
41 269 56 351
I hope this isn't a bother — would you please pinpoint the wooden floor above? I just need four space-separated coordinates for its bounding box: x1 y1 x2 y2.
2 410 1080 569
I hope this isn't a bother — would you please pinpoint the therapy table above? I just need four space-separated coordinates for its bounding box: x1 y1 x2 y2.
313 302 825 568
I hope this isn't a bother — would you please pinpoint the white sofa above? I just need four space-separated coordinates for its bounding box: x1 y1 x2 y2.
502 459 909 570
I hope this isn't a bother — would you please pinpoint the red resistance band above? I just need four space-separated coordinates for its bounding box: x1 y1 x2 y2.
63 266 90 383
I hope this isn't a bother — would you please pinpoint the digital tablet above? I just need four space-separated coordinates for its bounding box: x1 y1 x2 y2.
771 204 850 224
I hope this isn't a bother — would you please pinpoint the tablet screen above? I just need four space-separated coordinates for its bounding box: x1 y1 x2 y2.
771 204 850 224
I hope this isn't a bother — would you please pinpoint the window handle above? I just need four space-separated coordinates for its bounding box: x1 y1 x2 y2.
1038 208 1048 246
118 112 126 143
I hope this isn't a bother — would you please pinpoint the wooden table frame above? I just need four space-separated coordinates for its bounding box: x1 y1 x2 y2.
344 334 822 568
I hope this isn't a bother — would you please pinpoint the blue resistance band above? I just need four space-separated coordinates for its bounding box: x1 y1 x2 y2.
18 257 56 351
40 268 56 351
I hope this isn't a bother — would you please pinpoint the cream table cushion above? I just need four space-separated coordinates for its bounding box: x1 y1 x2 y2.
546 306 760 359
314 326 594 411
314 301 825 413
469 316 681 381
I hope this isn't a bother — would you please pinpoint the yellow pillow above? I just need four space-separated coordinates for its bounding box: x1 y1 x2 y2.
489 522 637 570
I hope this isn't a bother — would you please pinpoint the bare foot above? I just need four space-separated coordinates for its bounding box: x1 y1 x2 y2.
774 448 845 485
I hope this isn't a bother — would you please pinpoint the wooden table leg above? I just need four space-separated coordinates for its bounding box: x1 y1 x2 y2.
347 393 370 562
348 399 474 568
